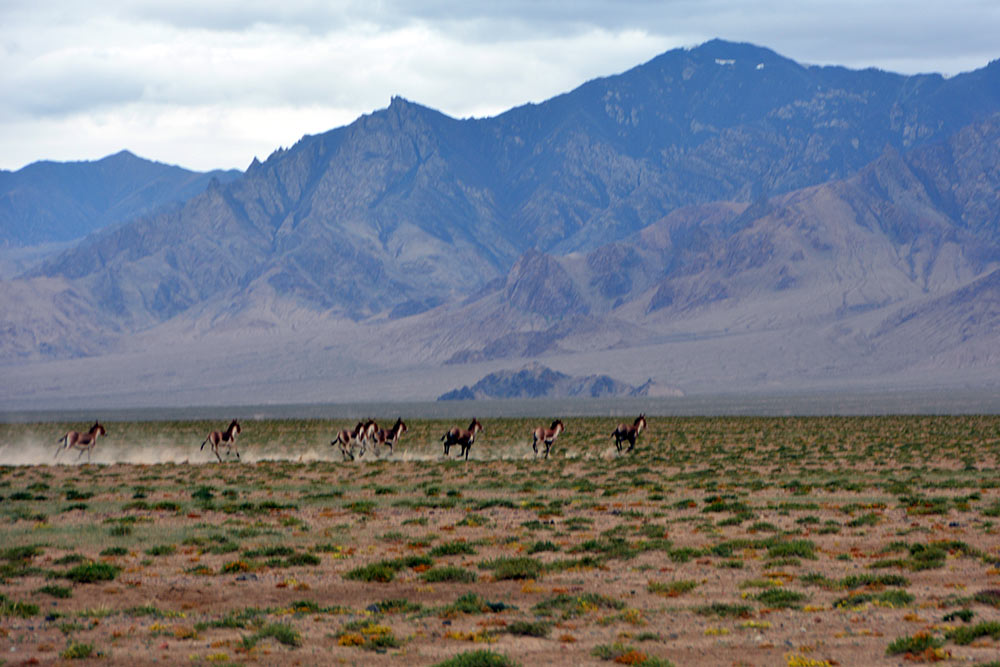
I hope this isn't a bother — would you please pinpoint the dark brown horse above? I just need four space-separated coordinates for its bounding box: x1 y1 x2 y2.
359 418 379 458
56 421 107 462
372 417 407 456
332 421 366 461
200 419 242 462
611 414 646 453
442 418 484 461
531 419 564 459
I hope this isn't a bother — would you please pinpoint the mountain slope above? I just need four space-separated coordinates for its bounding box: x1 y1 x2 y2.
0 151 240 247
17 40 1000 343
2 40 1000 407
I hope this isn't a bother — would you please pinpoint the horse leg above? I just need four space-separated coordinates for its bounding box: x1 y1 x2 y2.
214 444 222 463
532 435 538 458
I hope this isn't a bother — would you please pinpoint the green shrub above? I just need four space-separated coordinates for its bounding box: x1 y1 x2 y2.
505 620 551 637
430 541 477 557
592 642 673 665
527 540 560 554
0 594 39 618
252 622 301 647
64 562 119 583
766 539 816 560
145 544 176 557
694 602 753 618
345 562 397 583
479 556 543 580
754 588 808 608
37 584 72 599
886 632 942 655
946 621 1000 645
61 642 94 659
432 649 520 667
422 566 477 583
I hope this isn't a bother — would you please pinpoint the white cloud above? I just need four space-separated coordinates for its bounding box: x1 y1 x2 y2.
1 0 997 172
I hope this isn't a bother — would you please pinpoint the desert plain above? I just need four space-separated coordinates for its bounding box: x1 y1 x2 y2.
1 415 1000 666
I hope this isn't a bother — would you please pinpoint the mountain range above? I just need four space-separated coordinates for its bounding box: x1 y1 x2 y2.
2 39 999 410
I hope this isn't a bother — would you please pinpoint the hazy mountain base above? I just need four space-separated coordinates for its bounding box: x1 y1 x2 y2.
1 300 998 414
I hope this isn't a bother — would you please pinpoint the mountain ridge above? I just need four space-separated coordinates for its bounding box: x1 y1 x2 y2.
2 39 1000 407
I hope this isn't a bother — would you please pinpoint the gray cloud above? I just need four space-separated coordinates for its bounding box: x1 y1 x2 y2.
1 0 997 171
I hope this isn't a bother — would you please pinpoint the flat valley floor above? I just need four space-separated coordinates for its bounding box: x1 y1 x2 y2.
2 415 1000 665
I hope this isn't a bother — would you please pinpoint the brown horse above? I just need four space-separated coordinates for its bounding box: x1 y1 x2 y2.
372 417 407 457
442 418 484 461
332 421 366 461
56 421 107 462
359 418 379 458
531 419 565 459
200 419 242 462
611 414 646 453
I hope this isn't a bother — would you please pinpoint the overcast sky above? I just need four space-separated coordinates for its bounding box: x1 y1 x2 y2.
2 0 998 172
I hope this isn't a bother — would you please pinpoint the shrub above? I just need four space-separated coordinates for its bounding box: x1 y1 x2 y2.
345 562 397 583
886 632 942 656
694 602 753 618
505 620 551 637
647 580 698 597
422 566 477 583
252 622 301 647
480 557 544 581
431 650 520 667
37 584 72 599
527 540 560 554
0 594 39 618
430 541 477 557
766 539 816 560
64 562 120 583
945 621 1000 645
61 642 94 659
754 588 808 608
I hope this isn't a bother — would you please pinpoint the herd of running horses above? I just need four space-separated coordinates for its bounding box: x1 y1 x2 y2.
53 414 648 463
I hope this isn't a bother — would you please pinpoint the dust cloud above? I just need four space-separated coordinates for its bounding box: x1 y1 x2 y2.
1 436 611 467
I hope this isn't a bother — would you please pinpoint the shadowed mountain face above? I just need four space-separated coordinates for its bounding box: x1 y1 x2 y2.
2 40 1000 404
0 151 240 247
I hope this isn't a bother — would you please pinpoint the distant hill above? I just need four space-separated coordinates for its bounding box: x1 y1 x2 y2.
0 150 240 247
439 363 654 400
2 40 1000 408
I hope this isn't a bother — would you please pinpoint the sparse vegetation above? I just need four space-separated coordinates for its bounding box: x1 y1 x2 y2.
2 414 1000 665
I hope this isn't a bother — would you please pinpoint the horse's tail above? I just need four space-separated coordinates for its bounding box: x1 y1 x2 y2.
200 438 208 451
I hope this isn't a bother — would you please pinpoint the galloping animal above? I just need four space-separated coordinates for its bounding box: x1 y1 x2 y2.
372 417 407 457
56 421 107 462
200 419 242 462
332 421 367 461
442 418 484 461
359 418 379 458
531 419 564 459
611 414 646 454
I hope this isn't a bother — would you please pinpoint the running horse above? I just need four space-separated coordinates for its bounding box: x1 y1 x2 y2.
56 421 107 462
200 419 242 462
442 418 484 461
611 414 646 454
531 419 565 459
332 421 366 461
371 417 407 457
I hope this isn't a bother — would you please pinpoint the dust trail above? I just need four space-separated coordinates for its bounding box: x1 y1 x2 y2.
0 438 614 466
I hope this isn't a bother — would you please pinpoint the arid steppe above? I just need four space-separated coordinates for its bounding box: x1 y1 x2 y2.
2 415 1000 666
